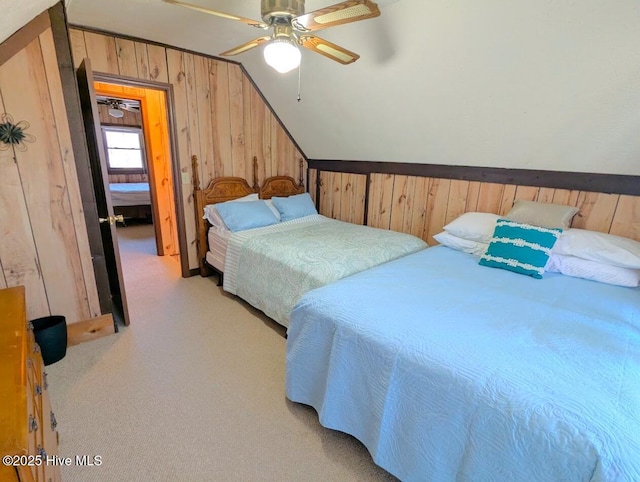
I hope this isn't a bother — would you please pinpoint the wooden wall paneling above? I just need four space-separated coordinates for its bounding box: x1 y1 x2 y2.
400 176 418 234
250 85 268 185
276 124 291 177
367 173 395 230
0 90 49 318
143 89 178 256
423 178 451 244
572 192 619 233
536 187 556 204
115 38 138 78
211 61 232 177
513 185 539 202
40 29 101 318
335 173 366 224
268 112 280 179
329 172 342 220
228 63 246 178
166 48 198 265
408 177 430 239
242 75 253 183
475 182 504 214
308 168 318 205
0 38 89 321
465 181 481 212
609 195 640 242
193 55 215 182
444 179 470 225
134 41 150 79
147 44 169 83
98 103 142 127
552 189 580 208
389 175 409 233
68 28 86 68
318 171 332 217
83 31 119 74
108 174 147 183
351 173 367 225
499 185 517 215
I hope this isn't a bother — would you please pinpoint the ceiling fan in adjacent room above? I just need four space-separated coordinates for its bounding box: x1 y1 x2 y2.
96 97 141 119
162 0 381 73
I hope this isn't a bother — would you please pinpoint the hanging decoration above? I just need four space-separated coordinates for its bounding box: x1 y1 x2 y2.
0 113 36 152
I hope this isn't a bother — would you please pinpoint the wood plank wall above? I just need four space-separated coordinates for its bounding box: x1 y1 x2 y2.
0 25 100 322
311 170 640 245
68 28 306 270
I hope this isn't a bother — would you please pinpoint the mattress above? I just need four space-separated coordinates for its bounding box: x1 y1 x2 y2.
286 246 640 482
109 182 150 206
223 214 427 328
205 226 231 272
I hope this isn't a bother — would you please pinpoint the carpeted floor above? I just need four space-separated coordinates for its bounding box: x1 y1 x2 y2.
47 224 397 481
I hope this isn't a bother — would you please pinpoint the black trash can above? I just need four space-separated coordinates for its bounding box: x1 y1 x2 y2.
31 315 67 366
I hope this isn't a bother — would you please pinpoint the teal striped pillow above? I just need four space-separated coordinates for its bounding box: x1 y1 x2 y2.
479 219 562 279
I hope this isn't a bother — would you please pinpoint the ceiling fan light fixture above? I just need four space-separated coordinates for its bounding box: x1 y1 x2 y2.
108 107 125 119
263 38 301 73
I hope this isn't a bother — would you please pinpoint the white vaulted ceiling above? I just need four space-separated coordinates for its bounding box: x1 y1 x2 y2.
7 1 640 174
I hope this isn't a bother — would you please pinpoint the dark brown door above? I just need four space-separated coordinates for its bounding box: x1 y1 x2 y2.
77 59 131 326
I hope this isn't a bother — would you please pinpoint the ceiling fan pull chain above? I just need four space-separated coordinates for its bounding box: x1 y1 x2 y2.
297 58 302 102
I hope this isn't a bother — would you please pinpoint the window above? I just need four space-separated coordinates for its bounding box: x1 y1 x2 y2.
102 126 146 174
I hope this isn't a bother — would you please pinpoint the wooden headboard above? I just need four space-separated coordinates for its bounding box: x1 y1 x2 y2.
192 156 305 276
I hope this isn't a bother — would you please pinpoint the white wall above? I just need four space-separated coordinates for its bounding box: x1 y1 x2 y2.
0 0 58 43
244 1 640 175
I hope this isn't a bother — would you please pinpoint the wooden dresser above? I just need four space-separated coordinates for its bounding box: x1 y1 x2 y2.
0 286 62 482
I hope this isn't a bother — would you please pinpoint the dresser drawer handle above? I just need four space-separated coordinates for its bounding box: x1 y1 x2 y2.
50 411 58 431
28 415 38 433
34 384 42 396
43 371 49 390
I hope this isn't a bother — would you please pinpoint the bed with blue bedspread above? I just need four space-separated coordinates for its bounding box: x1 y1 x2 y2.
286 246 640 481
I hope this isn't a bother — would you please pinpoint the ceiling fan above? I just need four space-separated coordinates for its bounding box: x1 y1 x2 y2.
96 97 141 118
162 0 381 73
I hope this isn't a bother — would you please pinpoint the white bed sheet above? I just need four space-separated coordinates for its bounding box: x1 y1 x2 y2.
109 182 150 206
206 226 231 272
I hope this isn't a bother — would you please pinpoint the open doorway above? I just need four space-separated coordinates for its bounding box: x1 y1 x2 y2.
93 80 181 266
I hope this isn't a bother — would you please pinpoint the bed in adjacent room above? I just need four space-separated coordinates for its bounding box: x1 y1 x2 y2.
285 213 640 481
193 158 427 328
109 182 152 221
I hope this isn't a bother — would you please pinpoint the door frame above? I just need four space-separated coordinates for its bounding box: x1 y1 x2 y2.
93 72 190 278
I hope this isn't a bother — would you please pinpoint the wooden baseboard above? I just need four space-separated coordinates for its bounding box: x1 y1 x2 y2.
67 314 115 346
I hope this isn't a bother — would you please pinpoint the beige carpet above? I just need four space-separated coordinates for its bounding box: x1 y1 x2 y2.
47 224 397 481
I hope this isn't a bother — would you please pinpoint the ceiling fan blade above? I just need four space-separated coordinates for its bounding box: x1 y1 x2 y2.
120 105 140 113
292 0 380 32
162 0 268 28
300 35 360 65
220 36 272 57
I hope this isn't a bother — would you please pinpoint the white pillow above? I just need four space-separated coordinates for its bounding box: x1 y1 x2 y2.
203 193 259 228
553 229 640 269
442 212 500 243
264 199 281 221
546 254 640 287
433 231 489 256
505 200 579 229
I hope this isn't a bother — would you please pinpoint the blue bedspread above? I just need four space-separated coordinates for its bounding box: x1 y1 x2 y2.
286 246 640 482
